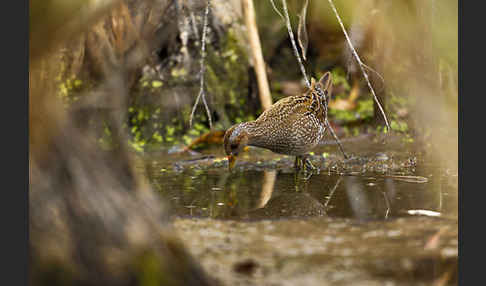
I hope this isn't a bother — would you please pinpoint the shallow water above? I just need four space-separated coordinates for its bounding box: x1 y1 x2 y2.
144 133 457 222
141 133 458 285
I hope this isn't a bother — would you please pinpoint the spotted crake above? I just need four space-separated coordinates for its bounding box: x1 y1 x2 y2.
224 72 333 171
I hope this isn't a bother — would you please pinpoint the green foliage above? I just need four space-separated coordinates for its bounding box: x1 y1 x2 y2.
329 67 351 93
326 66 375 123
387 91 412 134
329 97 374 122
390 120 408 133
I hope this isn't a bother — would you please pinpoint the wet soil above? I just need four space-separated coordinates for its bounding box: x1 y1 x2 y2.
141 132 458 285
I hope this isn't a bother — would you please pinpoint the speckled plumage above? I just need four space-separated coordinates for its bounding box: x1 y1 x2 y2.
224 72 333 167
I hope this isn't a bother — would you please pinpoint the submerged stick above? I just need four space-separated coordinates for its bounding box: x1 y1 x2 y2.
327 0 390 131
189 0 212 129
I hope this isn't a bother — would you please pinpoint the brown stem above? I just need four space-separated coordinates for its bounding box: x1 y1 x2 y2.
242 0 273 110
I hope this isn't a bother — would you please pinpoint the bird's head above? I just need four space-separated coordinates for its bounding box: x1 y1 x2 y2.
223 123 250 171
312 71 333 101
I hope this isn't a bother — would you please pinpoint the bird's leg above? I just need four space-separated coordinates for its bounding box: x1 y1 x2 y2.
294 156 303 171
294 154 318 176
293 156 301 183
302 155 316 172
294 155 312 182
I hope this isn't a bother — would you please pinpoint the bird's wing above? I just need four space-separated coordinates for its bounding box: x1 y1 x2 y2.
256 95 309 124
251 94 321 150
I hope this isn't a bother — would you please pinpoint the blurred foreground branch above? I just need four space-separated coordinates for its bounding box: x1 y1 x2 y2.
29 1 217 285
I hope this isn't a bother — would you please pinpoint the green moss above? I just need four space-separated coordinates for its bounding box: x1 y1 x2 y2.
151 80 163 88
170 68 187 78
122 27 257 152
56 74 89 104
205 28 257 125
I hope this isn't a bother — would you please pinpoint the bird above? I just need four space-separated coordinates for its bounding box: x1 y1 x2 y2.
223 71 333 172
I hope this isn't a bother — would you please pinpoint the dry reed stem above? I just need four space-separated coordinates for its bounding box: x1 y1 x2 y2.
242 0 273 110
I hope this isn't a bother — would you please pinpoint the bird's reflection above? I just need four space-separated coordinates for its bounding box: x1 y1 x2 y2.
163 160 450 220
248 170 327 219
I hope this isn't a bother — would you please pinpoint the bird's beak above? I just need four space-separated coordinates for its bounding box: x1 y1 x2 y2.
227 155 236 171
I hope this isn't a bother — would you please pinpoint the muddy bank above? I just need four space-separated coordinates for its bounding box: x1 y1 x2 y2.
173 216 457 286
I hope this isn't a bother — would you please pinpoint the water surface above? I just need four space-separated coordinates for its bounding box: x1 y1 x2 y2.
144 133 457 222
141 133 458 285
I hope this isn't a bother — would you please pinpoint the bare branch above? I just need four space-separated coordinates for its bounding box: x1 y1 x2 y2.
297 0 309 61
280 0 310 88
189 0 212 129
327 0 390 131
269 0 285 21
362 63 385 93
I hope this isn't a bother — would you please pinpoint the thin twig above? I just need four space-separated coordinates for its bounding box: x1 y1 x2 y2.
362 63 385 93
321 79 348 158
269 0 284 21
189 0 212 129
326 119 348 158
327 0 390 131
297 0 309 61
189 11 199 40
321 82 348 159
280 0 310 87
